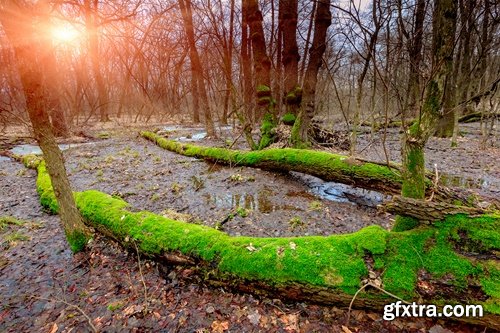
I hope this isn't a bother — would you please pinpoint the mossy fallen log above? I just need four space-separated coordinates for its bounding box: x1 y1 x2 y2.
141 131 407 195
141 131 499 209
22 154 500 329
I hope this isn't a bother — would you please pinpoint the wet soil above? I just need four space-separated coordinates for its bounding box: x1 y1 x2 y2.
1 122 497 332
353 124 499 199
59 134 391 237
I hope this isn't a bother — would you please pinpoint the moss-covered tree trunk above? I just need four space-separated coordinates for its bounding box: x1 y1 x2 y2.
396 0 457 231
291 0 331 147
0 0 92 252
244 0 276 149
179 0 216 137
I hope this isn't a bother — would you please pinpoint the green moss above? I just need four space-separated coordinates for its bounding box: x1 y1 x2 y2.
285 86 302 105
21 154 42 169
236 207 249 218
259 113 277 149
401 146 425 199
281 113 296 126
36 162 59 214
66 230 90 253
256 85 271 97
393 216 420 232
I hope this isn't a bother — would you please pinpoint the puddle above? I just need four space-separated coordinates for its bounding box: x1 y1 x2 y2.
203 189 300 213
162 125 233 142
9 142 97 156
290 172 390 207
439 173 489 190
176 132 207 142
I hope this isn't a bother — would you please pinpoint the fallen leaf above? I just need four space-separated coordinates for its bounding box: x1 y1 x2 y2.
48 323 58 333
341 325 353 333
123 305 136 316
246 243 257 252
211 320 229 333
247 310 261 326
289 242 297 250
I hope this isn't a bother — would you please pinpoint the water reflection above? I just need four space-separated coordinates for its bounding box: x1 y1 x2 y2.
10 142 97 156
203 188 300 213
290 172 390 207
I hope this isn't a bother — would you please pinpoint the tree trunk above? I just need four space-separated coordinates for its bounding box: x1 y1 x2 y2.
46 54 70 137
279 0 300 118
397 0 457 231
291 0 331 147
350 0 381 156
400 0 426 121
0 0 92 252
84 0 110 123
221 0 235 125
179 0 216 137
244 0 276 149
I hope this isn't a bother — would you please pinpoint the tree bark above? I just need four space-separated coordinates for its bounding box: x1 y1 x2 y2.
84 0 110 123
178 0 216 136
279 0 300 117
291 0 331 147
384 196 489 222
0 0 92 252
244 0 276 149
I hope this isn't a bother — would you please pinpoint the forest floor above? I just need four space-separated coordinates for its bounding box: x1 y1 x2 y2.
0 121 498 332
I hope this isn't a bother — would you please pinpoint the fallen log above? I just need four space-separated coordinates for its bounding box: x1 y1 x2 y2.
458 112 500 123
22 154 500 329
383 196 491 222
141 131 497 208
141 131 409 194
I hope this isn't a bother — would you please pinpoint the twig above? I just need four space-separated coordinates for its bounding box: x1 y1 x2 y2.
133 241 149 315
346 282 410 325
427 164 439 202
346 283 368 325
32 296 97 332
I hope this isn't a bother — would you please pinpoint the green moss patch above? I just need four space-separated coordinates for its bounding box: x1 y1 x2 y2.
281 113 296 126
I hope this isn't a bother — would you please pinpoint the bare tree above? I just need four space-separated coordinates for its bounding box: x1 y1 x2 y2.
0 0 92 252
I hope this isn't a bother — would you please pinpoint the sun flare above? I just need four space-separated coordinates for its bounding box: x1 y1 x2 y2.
51 24 80 43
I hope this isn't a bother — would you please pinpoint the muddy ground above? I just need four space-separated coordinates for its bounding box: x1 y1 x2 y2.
0 122 498 332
